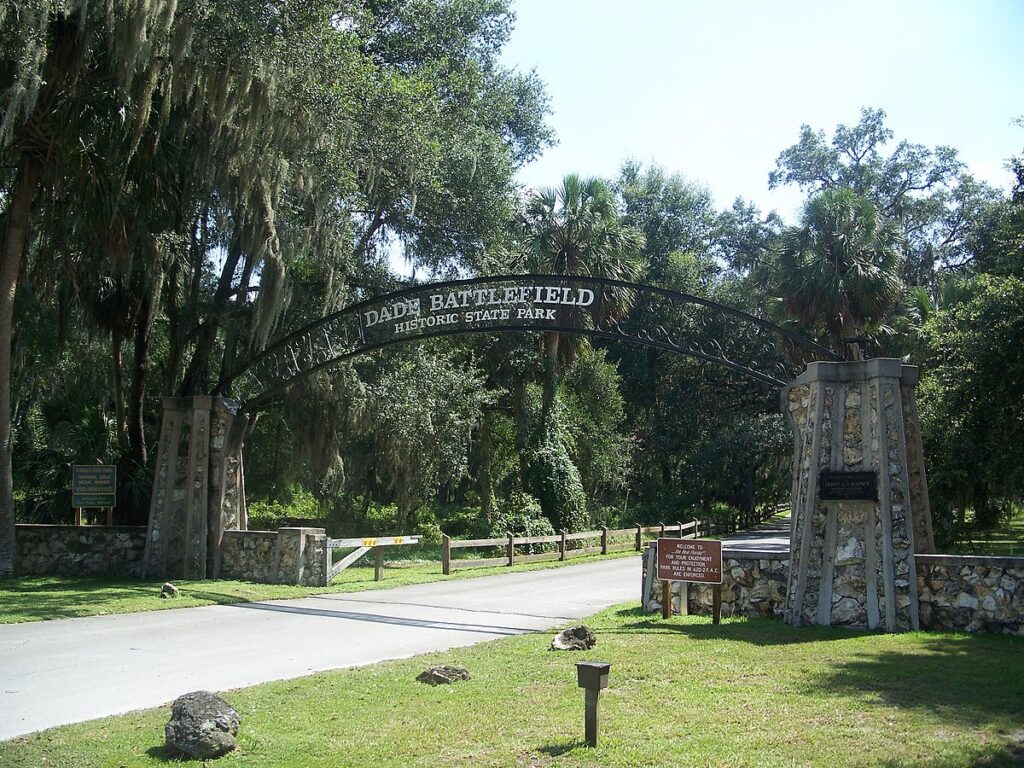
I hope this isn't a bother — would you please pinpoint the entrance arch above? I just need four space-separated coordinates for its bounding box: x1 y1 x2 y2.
140 274 933 634
216 274 841 410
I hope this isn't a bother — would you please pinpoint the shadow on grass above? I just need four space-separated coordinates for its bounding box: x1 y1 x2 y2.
145 744 200 763
880 739 1024 768
0 577 160 621
0 577 260 622
538 740 585 756
604 605 849 646
806 633 1024 731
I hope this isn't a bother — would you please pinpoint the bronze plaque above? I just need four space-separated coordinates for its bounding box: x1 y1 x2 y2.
657 538 723 584
819 471 877 501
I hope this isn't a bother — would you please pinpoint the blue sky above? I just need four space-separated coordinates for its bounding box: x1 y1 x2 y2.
501 0 1024 222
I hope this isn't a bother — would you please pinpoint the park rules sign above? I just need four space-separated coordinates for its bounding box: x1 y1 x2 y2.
657 538 723 584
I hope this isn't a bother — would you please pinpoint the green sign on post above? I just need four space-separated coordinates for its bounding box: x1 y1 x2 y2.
72 465 116 508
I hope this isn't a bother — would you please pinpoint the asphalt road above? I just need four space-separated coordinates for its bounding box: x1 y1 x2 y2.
720 515 792 553
0 556 640 741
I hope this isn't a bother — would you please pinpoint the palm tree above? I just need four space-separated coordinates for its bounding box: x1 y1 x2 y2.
775 188 903 358
523 175 645 426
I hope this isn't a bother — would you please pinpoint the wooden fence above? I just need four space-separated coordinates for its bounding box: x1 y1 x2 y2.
440 505 783 575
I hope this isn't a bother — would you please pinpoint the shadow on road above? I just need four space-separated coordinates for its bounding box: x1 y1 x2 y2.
314 594 576 622
225 600 540 635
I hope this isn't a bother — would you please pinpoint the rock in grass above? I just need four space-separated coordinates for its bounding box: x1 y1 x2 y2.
551 625 596 651
416 665 471 686
165 691 240 759
160 582 179 599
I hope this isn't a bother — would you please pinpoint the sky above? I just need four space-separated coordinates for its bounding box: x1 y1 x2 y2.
499 0 1024 222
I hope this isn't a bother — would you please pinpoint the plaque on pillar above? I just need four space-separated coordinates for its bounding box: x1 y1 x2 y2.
819 471 877 501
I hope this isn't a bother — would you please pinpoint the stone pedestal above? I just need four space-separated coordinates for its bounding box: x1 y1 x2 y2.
782 359 933 632
142 396 249 580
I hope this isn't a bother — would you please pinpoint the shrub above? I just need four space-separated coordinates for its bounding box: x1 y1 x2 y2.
247 486 322 531
489 491 556 553
529 438 588 532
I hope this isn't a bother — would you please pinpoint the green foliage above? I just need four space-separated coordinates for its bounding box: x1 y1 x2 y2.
768 106 995 288
920 274 1024 536
417 520 444 548
559 348 631 496
529 437 588 532
617 161 716 283
488 491 555 552
775 187 903 354
246 486 322 531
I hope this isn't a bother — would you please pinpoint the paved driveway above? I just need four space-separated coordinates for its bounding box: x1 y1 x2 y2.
0 556 639 740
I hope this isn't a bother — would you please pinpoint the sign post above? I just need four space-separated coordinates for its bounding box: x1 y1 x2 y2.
657 538 724 623
71 465 116 525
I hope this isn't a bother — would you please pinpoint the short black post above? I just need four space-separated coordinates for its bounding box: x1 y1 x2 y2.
575 661 610 748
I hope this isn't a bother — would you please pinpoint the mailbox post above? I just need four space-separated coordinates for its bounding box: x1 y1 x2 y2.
575 661 610 747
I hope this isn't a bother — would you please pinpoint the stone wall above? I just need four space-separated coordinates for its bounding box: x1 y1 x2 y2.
217 527 329 586
15 525 147 577
917 554 1024 636
641 544 789 618
640 545 1024 637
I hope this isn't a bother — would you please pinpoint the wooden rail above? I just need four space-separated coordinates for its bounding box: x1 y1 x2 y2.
439 504 784 575
441 520 704 575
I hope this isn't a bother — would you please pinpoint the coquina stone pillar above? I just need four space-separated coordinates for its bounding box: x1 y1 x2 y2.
782 359 934 632
142 396 249 580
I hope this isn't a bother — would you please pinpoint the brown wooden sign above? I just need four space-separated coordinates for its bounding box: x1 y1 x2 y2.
657 538 723 584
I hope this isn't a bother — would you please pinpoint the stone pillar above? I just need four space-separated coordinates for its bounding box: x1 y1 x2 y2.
782 359 930 632
142 397 249 580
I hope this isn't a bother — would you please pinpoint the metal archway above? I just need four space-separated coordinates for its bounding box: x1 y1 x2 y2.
219 274 841 409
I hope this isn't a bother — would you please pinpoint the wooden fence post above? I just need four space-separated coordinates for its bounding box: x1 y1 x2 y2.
560 529 567 561
374 546 384 581
676 521 683 538
507 533 515 567
442 534 451 575
693 518 700 538
601 526 608 555
635 524 642 551
660 522 666 538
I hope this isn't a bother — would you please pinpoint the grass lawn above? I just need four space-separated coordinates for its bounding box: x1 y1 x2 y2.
949 507 1024 557
1 606 1022 767
0 548 640 624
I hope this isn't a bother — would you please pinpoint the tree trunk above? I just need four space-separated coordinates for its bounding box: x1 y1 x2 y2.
512 374 530 489
0 157 41 577
541 330 559 436
128 291 154 471
180 229 242 395
478 410 494 523
112 327 128 448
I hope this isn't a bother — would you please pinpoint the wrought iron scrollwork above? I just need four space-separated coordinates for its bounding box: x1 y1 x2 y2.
222 274 841 410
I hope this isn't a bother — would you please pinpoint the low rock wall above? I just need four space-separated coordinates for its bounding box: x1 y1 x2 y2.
15 524 147 577
217 527 328 586
641 543 789 618
641 544 1024 636
916 554 1024 636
